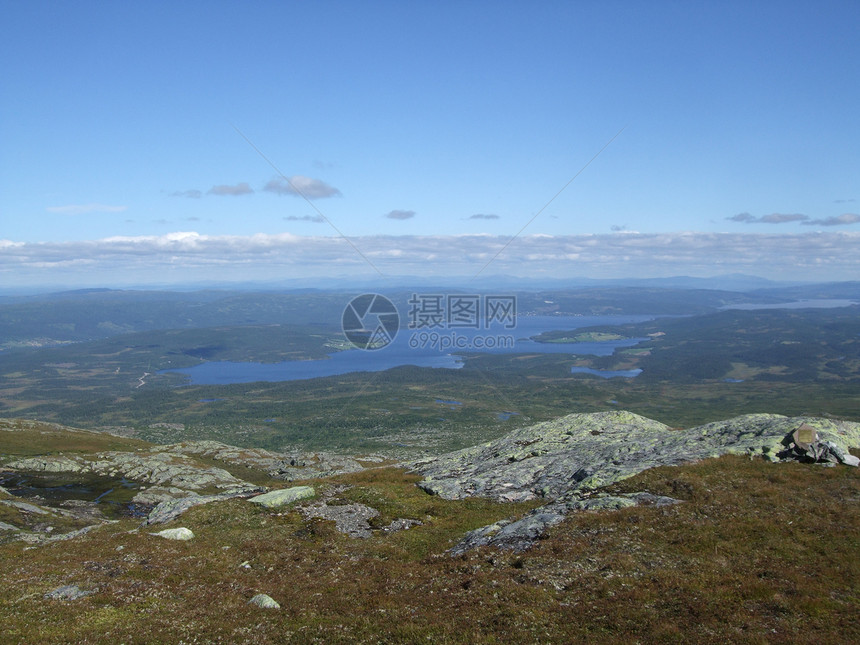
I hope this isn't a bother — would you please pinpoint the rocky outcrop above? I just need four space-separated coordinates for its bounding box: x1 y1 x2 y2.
155 440 366 481
6 451 255 495
4 443 271 530
785 423 860 466
0 496 114 545
411 411 860 503
450 492 681 555
293 485 423 539
300 502 380 538
410 411 860 554
144 487 266 525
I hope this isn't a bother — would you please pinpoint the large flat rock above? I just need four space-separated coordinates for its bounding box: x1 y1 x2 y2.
410 411 860 503
248 485 315 508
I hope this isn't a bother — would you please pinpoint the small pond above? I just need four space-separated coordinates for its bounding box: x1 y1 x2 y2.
0 471 148 518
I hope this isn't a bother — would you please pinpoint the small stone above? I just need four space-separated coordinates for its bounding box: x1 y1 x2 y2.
151 527 194 540
248 593 280 609
382 518 422 533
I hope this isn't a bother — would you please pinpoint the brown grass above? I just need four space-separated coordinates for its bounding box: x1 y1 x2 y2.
0 456 858 643
0 419 150 456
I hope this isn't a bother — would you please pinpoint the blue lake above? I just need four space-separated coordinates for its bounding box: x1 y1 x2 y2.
162 314 654 385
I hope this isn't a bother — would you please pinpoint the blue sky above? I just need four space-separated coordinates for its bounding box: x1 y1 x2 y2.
1 1 858 287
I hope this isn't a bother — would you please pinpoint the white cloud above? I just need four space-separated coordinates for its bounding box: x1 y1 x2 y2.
2 232 859 286
285 215 325 223
802 213 860 227
263 176 341 198
759 213 808 224
727 212 809 224
385 210 415 220
468 213 500 220
208 182 253 196
170 189 203 199
46 203 128 215
727 212 755 223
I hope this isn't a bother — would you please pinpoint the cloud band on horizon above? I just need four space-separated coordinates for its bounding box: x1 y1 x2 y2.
728 212 860 227
2 231 859 285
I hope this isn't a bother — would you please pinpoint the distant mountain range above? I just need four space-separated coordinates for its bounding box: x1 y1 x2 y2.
0 272 810 298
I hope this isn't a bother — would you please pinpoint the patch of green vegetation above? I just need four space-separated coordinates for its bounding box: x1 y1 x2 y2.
534 331 625 343
2 297 858 457
618 346 651 355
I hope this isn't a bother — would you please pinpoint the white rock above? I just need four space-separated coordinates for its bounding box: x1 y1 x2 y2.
249 485 315 508
151 527 195 541
248 593 280 609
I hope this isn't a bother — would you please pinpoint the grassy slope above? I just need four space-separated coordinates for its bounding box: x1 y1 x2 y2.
0 455 857 644
0 418 151 456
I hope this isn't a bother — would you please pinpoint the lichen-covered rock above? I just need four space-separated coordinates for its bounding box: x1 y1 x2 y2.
248 485 315 508
151 527 194 540
564 491 681 510
156 440 366 481
450 511 566 556
89 452 247 491
299 502 379 538
248 593 280 609
785 434 860 466
449 492 681 555
44 585 94 600
1 499 52 515
411 412 860 504
133 486 198 505
5 456 86 473
421 411 860 554
6 451 253 493
145 487 266 525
